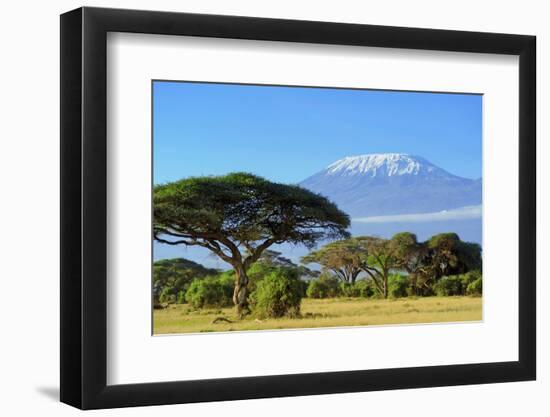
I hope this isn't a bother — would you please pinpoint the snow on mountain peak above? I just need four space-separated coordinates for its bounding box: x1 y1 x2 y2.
325 153 437 177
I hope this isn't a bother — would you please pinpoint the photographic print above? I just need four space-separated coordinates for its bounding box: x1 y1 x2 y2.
152 81 483 335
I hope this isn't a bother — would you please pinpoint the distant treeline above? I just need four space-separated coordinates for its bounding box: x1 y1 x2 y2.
154 232 482 318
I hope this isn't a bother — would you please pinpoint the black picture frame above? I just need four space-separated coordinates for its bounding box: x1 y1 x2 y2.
60 6 536 410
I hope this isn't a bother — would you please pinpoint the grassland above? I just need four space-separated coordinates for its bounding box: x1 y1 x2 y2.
153 296 482 335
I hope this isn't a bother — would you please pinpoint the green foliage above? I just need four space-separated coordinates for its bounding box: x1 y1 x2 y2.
154 172 350 253
246 264 269 294
153 258 218 304
358 236 401 298
159 287 176 304
250 268 303 318
339 282 361 297
466 276 483 296
306 274 342 298
176 291 187 304
433 275 464 296
354 279 376 298
460 270 481 286
301 238 368 283
463 271 482 296
337 280 376 298
432 271 483 297
426 233 482 279
184 275 234 308
388 274 410 298
246 259 316 294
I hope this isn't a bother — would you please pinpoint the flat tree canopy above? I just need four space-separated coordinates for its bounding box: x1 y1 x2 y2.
301 238 368 284
153 172 350 314
426 233 482 278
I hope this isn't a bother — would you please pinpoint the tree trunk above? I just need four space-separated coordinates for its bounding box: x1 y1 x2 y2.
233 265 250 317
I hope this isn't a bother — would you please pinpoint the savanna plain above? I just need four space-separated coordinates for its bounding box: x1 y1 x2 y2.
154 296 482 334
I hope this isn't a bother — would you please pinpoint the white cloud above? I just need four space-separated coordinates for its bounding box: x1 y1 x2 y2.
353 205 482 224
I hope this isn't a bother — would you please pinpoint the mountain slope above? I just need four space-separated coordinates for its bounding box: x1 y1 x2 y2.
299 153 481 217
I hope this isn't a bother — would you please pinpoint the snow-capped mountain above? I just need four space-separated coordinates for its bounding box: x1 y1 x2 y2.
326 153 443 177
299 153 481 217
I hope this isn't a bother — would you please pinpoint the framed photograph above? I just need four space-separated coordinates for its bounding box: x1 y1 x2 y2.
60 6 536 409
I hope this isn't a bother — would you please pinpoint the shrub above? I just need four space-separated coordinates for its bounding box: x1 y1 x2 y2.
433 275 464 296
250 268 303 318
339 282 361 297
460 270 481 288
159 286 177 304
244 262 273 293
355 279 376 298
176 290 187 304
184 275 234 308
306 274 341 298
153 257 219 304
431 271 482 297
466 276 482 296
388 274 410 298
338 280 376 298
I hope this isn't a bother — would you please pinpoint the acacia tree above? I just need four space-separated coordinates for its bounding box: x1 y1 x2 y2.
425 233 482 280
302 236 400 297
257 250 319 280
391 232 431 295
300 238 368 284
153 173 350 316
357 236 400 298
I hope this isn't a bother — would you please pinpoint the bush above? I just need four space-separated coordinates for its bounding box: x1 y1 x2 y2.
250 268 303 318
355 279 376 298
184 275 234 308
244 262 273 293
388 274 410 298
306 274 341 298
176 290 187 304
153 257 219 304
466 276 482 296
432 271 482 297
433 275 464 296
339 282 361 297
460 270 481 288
338 280 376 298
159 286 177 304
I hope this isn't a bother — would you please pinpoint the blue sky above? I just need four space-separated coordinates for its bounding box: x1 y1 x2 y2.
153 81 482 184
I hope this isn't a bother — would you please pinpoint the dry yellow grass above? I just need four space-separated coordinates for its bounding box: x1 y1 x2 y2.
153 296 482 335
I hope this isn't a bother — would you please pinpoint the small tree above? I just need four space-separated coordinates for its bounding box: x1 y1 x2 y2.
154 173 349 316
357 236 399 298
301 238 368 284
302 236 402 298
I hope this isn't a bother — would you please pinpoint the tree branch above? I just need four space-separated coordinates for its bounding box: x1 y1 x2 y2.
243 237 277 269
362 267 384 294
